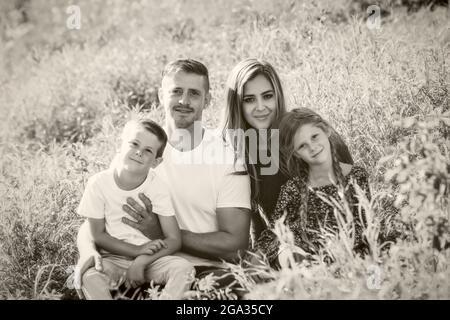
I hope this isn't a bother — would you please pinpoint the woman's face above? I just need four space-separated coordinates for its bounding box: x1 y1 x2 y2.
242 74 277 129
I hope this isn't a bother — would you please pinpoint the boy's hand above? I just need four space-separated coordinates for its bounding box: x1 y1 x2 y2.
74 252 103 290
126 260 146 288
137 239 167 256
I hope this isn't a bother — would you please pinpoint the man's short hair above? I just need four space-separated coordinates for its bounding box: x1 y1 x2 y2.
162 59 210 92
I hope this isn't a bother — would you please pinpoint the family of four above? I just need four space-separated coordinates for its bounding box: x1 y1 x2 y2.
74 58 371 299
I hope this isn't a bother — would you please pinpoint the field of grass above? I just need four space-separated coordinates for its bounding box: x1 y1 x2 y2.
0 0 449 299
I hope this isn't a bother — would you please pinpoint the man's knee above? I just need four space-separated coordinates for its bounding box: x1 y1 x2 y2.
159 258 196 282
171 260 196 276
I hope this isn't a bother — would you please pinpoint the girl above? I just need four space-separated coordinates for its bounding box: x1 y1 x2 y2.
222 58 354 243
253 108 371 267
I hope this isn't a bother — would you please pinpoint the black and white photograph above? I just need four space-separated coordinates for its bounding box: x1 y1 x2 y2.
0 0 449 304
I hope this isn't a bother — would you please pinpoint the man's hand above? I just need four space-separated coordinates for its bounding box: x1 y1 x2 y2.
122 193 163 239
137 239 167 256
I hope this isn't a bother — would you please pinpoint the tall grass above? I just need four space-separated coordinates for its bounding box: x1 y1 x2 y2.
0 0 448 299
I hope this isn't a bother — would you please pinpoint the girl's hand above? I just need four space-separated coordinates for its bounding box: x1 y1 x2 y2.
137 239 167 256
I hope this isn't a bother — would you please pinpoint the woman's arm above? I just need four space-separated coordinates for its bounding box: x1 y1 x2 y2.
254 180 303 267
251 211 267 245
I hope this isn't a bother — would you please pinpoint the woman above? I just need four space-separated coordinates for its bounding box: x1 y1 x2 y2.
221 58 353 244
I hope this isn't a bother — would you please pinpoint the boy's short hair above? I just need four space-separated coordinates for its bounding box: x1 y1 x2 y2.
123 119 168 158
162 58 210 92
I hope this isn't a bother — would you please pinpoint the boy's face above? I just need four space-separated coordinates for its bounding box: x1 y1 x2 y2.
118 123 163 175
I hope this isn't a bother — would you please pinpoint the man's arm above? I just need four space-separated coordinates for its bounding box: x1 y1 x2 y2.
180 207 251 262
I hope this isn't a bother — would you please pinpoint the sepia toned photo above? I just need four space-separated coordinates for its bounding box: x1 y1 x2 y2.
0 0 449 303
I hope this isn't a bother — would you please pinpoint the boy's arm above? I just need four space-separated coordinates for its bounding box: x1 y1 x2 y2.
88 218 141 258
126 214 181 288
132 215 181 266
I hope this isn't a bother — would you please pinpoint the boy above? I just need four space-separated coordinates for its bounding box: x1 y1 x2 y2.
77 119 194 299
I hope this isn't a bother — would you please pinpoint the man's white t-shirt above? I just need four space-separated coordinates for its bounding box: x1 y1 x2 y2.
155 129 252 265
77 168 175 246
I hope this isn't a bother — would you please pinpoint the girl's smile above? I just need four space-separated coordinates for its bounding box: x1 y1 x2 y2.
311 147 324 158
293 123 331 166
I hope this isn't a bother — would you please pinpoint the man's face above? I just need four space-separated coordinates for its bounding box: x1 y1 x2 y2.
159 71 210 129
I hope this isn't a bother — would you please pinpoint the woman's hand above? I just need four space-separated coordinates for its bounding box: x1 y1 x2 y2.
122 193 163 239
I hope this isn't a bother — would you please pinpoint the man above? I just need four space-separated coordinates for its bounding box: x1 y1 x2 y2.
75 59 252 299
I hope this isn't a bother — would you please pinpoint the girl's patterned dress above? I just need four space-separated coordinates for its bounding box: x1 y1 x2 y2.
254 165 371 267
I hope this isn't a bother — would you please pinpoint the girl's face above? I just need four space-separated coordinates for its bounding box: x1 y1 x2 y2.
242 74 277 129
293 123 331 166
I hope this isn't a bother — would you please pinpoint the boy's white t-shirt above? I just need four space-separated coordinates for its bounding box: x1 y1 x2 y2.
77 168 175 246
155 129 251 234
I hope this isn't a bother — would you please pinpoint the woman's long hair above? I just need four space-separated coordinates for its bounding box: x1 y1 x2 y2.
279 108 347 231
221 58 287 210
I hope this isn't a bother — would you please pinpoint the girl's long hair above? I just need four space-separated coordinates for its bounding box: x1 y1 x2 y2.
279 108 347 231
221 58 287 210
